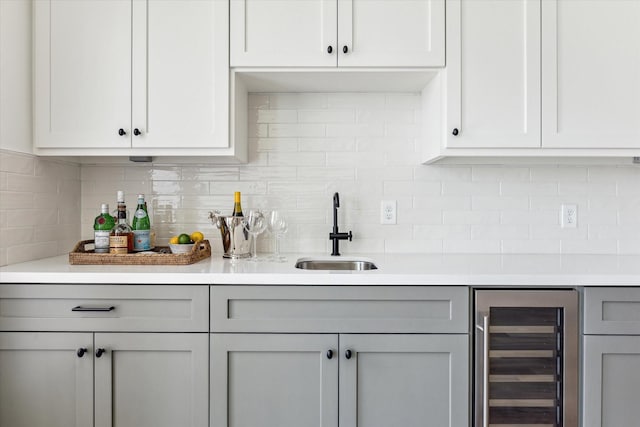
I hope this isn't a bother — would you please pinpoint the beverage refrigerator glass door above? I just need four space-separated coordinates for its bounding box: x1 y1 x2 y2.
474 290 578 427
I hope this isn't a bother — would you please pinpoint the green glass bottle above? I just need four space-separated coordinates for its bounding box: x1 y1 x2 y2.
93 203 115 253
131 194 151 251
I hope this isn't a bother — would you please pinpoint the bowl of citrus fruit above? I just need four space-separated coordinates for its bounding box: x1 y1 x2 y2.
168 231 205 254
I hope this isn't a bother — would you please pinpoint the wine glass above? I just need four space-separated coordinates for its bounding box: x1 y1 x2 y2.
267 210 288 262
242 209 267 261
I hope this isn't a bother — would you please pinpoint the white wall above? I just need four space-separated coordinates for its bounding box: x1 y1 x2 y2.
80 93 640 257
0 0 32 154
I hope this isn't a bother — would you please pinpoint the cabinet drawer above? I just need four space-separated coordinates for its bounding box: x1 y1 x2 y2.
584 287 640 335
211 286 469 333
0 284 209 332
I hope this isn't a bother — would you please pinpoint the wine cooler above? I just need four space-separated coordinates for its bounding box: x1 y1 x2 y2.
474 290 578 427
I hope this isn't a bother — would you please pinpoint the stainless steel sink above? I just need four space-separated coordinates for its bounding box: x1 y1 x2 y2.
295 258 378 271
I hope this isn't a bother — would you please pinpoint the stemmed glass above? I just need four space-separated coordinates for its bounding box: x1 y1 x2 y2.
242 209 267 261
267 210 288 262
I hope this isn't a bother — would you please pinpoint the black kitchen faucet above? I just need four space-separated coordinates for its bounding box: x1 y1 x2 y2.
329 192 352 256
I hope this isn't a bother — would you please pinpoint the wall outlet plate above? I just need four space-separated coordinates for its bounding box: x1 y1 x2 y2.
381 200 397 225
561 204 578 228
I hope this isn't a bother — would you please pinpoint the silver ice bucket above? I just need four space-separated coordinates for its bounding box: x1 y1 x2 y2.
208 211 251 259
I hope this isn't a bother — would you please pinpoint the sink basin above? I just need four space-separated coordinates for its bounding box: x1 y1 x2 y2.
295 258 378 271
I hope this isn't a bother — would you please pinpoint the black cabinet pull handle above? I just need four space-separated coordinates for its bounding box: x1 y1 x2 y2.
327 46 333 54
77 348 88 358
327 349 333 359
133 128 142 136
345 349 352 359
343 45 348 54
118 128 126 136
72 306 115 312
452 128 459 136
96 348 106 358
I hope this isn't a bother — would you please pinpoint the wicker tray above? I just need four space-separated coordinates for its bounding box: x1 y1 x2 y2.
69 240 211 265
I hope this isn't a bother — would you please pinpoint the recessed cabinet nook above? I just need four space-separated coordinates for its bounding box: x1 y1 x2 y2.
29 0 638 163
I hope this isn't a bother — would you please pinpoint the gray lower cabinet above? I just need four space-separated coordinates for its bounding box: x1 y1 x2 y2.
210 285 470 427
0 284 210 427
583 287 640 427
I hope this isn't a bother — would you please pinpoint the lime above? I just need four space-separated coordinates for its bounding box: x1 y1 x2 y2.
190 231 204 243
178 233 192 244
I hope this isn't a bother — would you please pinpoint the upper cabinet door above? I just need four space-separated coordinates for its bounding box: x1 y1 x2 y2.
446 0 541 148
34 0 131 149
230 0 338 67
542 0 640 149
337 0 444 67
132 0 229 149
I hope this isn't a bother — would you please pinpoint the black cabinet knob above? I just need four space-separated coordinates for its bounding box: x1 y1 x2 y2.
133 128 141 136
345 349 352 359
96 348 106 358
343 45 348 54
118 128 126 136
327 46 333 54
327 349 333 359
452 128 459 136
77 348 88 358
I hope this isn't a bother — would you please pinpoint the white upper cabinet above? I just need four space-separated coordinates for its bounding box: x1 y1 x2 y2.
230 0 444 67
445 0 541 148
34 0 231 156
542 0 640 149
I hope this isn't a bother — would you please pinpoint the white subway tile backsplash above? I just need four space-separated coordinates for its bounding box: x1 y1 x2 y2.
3 93 639 266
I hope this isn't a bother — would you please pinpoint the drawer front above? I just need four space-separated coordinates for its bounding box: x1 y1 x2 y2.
584 287 640 335
211 286 469 333
0 285 209 332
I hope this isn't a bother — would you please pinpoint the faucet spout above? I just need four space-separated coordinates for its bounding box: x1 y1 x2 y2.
329 192 352 256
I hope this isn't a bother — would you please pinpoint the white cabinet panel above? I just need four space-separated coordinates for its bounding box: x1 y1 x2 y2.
94 333 209 427
339 334 468 427
34 0 131 149
0 332 93 427
583 336 640 427
542 0 640 149
230 0 337 67
338 0 444 67
446 0 540 148
211 333 339 427
133 0 229 149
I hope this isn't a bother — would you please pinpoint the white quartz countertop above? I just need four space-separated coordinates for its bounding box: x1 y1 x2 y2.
1 253 639 286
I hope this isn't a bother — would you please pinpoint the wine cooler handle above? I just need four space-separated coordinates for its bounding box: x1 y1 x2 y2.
478 314 490 427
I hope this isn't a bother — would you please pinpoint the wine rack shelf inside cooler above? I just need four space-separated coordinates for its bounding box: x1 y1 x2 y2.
488 307 563 427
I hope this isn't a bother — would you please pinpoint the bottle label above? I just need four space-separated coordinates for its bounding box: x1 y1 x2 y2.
94 231 110 253
133 230 151 251
109 235 128 254
135 209 147 219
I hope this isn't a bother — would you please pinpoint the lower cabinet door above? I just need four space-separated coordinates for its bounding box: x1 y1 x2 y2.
0 332 93 427
94 332 208 427
339 334 469 427
211 333 339 427
583 335 640 427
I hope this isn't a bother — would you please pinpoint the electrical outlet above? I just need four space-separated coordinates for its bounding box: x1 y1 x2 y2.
561 204 578 228
381 200 397 225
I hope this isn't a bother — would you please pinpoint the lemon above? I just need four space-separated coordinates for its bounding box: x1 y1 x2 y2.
178 233 192 244
190 231 204 243
169 236 179 245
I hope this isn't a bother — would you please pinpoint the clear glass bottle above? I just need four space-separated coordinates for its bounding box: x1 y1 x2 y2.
109 198 133 254
93 203 115 253
131 194 151 251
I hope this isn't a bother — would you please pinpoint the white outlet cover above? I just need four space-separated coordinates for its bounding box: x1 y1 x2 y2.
381 200 397 225
561 204 578 228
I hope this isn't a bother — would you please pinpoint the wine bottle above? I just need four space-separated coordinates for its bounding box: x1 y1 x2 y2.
131 194 151 251
109 199 133 254
93 203 115 253
232 191 243 217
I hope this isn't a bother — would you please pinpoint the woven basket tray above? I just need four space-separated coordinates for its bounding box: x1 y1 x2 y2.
69 240 211 265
